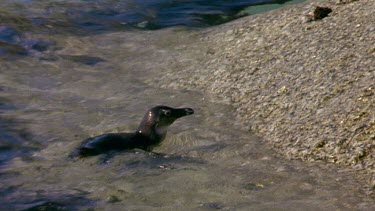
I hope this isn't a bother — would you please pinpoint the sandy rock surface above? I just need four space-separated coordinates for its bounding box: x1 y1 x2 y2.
148 0 374 193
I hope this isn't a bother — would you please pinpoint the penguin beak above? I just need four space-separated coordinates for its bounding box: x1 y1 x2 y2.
174 108 194 118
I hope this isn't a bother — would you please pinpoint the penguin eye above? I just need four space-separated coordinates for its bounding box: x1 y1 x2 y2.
164 110 171 117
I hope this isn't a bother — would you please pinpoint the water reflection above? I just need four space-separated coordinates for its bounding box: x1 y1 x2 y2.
2 193 94 211
0 0 297 59
0 98 40 168
1 0 293 33
0 26 55 59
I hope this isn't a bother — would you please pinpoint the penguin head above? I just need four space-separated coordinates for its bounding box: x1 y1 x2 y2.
137 106 194 135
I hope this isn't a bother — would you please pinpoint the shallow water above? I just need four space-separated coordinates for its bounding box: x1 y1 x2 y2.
1 0 374 210
0 0 299 59
1 27 374 210
0 0 292 32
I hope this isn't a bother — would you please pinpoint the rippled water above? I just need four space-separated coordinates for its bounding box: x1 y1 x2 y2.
1 0 292 31
0 0 302 59
1 0 374 210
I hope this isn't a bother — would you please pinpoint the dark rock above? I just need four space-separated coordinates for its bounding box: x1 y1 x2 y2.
305 6 333 22
313 6 332 20
106 195 121 203
31 40 53 52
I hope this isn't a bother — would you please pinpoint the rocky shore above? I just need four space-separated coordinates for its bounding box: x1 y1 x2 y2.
148 0 374 193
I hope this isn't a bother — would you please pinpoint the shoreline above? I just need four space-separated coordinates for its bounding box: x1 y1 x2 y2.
0 0 374 208
147 0 374 194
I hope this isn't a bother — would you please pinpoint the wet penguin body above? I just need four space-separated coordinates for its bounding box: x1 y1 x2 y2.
71 106 194 157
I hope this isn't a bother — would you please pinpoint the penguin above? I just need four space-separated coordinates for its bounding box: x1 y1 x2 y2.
70 106 194 157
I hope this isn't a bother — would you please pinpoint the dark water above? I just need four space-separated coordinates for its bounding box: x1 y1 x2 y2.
0 0 295 58
2 0 292 32
62 0 290 30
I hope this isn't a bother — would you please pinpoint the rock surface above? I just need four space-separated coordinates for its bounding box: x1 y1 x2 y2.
148 0 374 194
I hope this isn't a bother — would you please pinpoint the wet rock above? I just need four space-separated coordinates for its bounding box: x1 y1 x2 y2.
199 202 225 210
158 164 175 170
31 40 53 52
305 6 332 22
244 183 265 191
23 201 67 211
106 195 121 203
136 21 149 29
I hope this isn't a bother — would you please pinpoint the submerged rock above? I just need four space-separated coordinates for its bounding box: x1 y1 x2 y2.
61 55 106 66
0 26 55 59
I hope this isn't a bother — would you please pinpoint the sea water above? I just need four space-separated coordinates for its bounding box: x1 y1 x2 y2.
1 0 374 210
